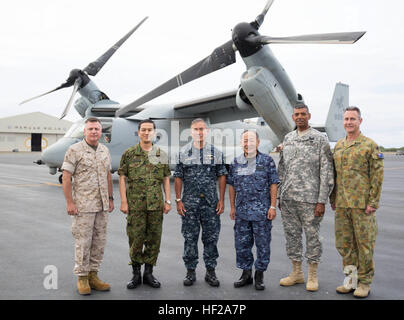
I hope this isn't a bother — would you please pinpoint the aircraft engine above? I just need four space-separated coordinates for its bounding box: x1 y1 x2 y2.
236 87 253 111
240 66 295 139
74 97 91 118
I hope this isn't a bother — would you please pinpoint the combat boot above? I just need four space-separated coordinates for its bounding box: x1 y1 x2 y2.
205 268 220 287
143 264 161 288
234 269 253 288
254 270 265 290
77 275 91 295
336 275 356 294
127 262 142 289
336 284 355 294
88 271 110 291
280 260 305 286
183 269 196 286
306 262 318 292
353 282 371 298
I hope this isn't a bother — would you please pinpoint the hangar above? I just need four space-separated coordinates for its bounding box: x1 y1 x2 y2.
0 112 72 152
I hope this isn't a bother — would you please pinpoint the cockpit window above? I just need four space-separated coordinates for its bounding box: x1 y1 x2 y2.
101 119 113 143
64 122 85 138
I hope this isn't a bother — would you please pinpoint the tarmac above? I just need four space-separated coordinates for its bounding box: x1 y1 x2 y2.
0 152 403 300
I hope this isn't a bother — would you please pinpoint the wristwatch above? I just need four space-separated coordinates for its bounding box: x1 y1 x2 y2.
109 196 114 200
270 206 276 210
165 200 172 205
175 198 182 203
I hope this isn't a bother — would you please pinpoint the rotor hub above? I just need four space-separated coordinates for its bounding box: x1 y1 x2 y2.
232 22 262 58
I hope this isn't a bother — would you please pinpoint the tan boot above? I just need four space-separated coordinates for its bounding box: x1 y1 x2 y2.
336 284 355 294
77 276 91 295
353 282 370 298
306 262 318 292
280 260 305 286
88 271 111 291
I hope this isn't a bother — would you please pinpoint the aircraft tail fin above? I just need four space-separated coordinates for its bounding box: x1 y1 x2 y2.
324 82 349 142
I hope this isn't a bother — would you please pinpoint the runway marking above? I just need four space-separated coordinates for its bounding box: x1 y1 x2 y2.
385 167 404 171
0 182 61 188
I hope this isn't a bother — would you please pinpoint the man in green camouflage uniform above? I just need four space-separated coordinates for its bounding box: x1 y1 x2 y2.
118 119 171 289
330 107 384 298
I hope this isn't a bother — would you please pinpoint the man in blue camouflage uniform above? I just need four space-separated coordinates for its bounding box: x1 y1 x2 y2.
174 118 227 287
227 130 279 290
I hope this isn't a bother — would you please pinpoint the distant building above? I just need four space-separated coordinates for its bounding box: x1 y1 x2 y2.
0 112 73 152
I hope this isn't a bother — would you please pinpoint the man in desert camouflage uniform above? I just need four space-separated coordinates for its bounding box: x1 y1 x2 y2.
278 103 334 292
118 119 171 289
330 107 384 298
174 118 227 287
227 130 279 290
62 117 114 295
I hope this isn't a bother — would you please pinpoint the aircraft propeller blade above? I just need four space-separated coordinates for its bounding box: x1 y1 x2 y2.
83 16 148 76
247 31 366 45
19 82 73 105
253 0 274 29
116 39 236 117
60 78 82 119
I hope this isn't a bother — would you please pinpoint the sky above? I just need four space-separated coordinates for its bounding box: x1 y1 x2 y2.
1 0 403 147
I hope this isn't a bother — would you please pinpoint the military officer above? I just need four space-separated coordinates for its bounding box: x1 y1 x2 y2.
62 117 114 295
278 103 334 292
118 119 171 289
227 130 279 290
330 106 384 298
174 118 227 287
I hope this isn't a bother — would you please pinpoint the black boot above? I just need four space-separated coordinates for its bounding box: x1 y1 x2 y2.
234 269 253 288
183 269 196 286
254 270 265 290
205 268 220 287
127 262 141 289
143 264 161 288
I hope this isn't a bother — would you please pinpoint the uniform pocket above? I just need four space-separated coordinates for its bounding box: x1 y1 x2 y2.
128 160 144 179
254 172 267 191
153 163 165 180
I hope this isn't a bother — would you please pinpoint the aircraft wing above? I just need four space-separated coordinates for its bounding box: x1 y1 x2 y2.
173 89 258 123
89 100 145 117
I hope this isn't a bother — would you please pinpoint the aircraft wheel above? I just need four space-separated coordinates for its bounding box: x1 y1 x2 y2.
58 174 63 184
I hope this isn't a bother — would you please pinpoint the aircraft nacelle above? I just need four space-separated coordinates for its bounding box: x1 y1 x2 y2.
240 66 295 142
235 87 253 111
74 97 91 118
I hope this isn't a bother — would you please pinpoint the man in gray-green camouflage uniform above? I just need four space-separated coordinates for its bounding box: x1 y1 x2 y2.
277 103 334 292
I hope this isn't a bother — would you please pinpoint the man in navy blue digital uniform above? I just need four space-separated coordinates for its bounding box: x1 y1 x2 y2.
174 118 227 287
227 130 279 290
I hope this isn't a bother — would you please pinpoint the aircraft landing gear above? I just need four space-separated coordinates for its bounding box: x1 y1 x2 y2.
58 174 63 184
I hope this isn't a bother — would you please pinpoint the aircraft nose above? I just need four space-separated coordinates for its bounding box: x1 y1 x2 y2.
41 138 78 168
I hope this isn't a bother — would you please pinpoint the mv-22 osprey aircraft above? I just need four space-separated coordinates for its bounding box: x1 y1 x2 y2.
21 0 365 183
